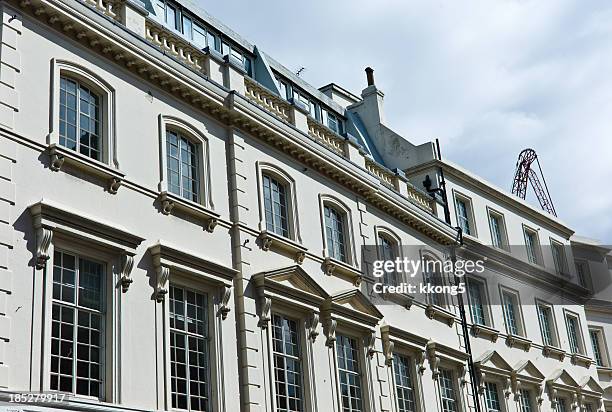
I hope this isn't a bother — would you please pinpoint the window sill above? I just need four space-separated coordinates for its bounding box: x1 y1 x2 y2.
258 230 307 264
158 191 219 232
380 290 414 309
471 324 499 342
48 144 125 194
425 304 455 326
596 366 612 377
505 334 532 351
570 353 592 368
322 257 362 287
542 345 566 361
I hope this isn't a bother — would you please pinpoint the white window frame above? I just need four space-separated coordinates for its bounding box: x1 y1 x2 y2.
47 244 113 400
256 162 301 242
588 327 610 367
550 239 568 275
391 350 422 412
166 281 214 411
522 225 542 266
516 387 536 412
49 59 117 168
453 191 477 237
420 250 449 309
437 365 463 412
467 276 493 327
319 195 356 266
499 287 526 338
375 226 403 286
157 115 213 209
574 259 591 289
563 310 586 355
482 380 507 412
535 300 560 348
333 328 371 412
30 200 142 404
486 207 508 250
267 309 312 412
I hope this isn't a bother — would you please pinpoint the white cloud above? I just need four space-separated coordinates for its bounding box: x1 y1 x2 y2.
198 0 612 242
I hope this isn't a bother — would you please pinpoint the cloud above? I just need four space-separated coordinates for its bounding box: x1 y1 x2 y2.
198 0 612 242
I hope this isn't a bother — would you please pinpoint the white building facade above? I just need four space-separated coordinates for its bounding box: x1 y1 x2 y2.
0 0 610 412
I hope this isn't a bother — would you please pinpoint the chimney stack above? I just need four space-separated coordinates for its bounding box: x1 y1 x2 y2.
365 67 375 87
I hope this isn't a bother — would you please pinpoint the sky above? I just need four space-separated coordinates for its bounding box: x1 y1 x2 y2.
197 0 612 243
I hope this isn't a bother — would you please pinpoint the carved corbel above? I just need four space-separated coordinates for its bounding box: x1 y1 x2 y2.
295 251 306 265
548 383 558 409
108 177 122 194
323 259 335 276
307 312 319 341
415 350 427 375
155 265 170 302
503 377 512 399
119 254 134 292
477 371 486 394
426 341 440 379
537 384 545 405
258 296 271 328
217 286 232 320
458 364 467 387
161 199 175 215
365 331 376 357
383 339 395 367
260 235 273 251
205 218 218 233
324 318 337 347
511 376 521 401
50 152 65 171
35 227 53 269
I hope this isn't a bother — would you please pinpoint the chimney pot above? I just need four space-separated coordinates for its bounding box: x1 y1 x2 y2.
365 67 374 86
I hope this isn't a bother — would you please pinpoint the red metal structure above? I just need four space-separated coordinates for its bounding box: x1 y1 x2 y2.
511 148 557 217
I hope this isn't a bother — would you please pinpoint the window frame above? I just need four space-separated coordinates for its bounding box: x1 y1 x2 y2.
420 250 448 309
256 162 301 242
390 350 422 412
333 328 369 412
574 259 591 289
375 226 403 286
267 309 309 412
499 286 526 338
482 380 506 412
50 59 117 168
516 388 535 412
486 207 508 251
319 195 356 266
453 192 477 237
43 239 117 401
522 225 542 266
535 300 560 348
550 239 568 275
158 115 213 209
466 276 493 328
167 282 213 411
437 366 463 412
588 327 610 367
563 310 586 355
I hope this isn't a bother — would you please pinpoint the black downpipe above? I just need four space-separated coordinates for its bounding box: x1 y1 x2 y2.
436 140 481 412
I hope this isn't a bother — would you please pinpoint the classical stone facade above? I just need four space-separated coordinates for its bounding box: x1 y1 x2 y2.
0 0 610 411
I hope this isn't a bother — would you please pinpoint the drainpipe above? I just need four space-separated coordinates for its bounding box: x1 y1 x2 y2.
451 232 481 412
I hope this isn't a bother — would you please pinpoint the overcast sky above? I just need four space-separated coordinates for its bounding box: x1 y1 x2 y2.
198 0 612 243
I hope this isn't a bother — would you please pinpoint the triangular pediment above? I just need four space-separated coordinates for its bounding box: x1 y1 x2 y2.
580 376 604 394
513 360 545 381
328 289 383 320
548 369 580 388
474 350 513 373
254 265 329 300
